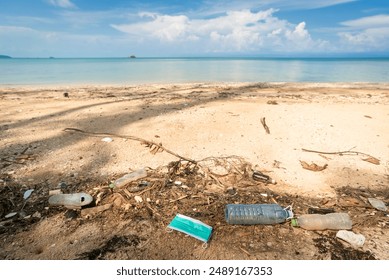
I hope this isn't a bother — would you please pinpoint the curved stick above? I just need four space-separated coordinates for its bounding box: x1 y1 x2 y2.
63 127 197 164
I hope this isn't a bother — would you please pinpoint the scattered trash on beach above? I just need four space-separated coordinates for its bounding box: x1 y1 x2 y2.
1 131 385 259
2 83 388 260
1 151 385 260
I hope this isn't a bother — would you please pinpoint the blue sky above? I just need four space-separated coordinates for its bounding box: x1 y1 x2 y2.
0 0 388 57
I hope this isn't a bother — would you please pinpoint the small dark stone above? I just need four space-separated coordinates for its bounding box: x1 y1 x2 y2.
58 182 67 189
63 92 69 98
65 209 79 219
226 187 236 195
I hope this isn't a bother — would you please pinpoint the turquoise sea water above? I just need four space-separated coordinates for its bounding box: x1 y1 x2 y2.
0 57 388 85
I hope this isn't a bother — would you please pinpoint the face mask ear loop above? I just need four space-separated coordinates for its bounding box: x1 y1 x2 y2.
165 227 173 233
202 242 208 249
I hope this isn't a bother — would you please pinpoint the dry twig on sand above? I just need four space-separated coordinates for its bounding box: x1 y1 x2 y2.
260 117 270 134
302 147 380 165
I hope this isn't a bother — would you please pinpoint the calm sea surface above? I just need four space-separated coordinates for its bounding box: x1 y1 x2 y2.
0 57 388 85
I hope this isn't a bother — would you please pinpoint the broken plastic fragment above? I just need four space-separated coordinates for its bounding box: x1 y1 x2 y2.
112 169 148 188
336 230 365 247
101 137 113 142
368 198 387 211
23 189 34 200
5 212 18 219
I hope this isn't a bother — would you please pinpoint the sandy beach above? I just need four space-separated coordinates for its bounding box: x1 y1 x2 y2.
1 82 389 260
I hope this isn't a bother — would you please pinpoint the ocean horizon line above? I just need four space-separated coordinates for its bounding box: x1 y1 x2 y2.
2 56 389 60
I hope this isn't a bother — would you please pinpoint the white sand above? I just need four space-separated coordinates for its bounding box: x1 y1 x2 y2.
1 82 388 197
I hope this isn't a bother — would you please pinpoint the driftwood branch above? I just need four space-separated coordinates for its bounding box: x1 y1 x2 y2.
302 147 380 165
63 128 197 164
260 117 270 134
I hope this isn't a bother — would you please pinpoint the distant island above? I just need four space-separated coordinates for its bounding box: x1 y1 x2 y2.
129 55 136 58
0 55 12 59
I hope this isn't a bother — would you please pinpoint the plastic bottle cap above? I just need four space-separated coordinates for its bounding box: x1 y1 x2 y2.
290 218 299 227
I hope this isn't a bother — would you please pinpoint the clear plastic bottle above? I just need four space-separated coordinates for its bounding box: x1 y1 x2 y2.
291 213 352 230
112 168 148 188
225 204 293 225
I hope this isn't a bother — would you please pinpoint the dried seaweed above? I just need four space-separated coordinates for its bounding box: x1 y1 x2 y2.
302 147 380 165
362 156 380 165
300 160 328 172
141 141 164 155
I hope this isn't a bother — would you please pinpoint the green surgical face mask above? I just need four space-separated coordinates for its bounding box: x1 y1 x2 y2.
167 214 213 243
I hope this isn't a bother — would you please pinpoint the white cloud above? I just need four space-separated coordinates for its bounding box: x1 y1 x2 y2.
286 22 309 39
0 25 36 33
47 0 76 9
276 0 356 9
111 9 327 53
199 0 356 16
338 28 389 50
118 13 190 42
338 14 389 51
341 14 389 28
